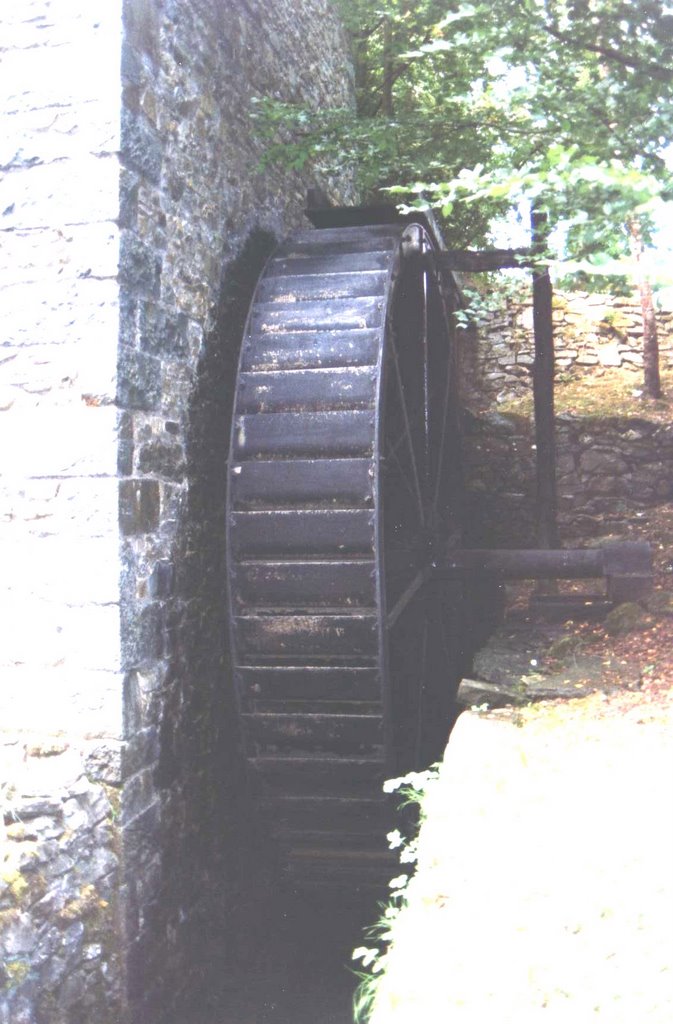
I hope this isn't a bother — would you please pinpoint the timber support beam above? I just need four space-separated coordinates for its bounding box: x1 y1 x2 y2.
436 542 653 601
436 248 532 272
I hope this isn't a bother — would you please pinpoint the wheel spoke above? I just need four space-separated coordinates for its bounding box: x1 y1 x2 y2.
414 617 430 767
431 351 453 519
384 441 421 508
428 271 459 525
421 259 431 482
385 569 428 629
389 332 425 526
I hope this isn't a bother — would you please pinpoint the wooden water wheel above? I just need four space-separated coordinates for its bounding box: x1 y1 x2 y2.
226 220 468 887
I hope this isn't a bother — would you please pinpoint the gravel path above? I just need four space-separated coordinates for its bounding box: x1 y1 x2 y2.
370 697 673 1022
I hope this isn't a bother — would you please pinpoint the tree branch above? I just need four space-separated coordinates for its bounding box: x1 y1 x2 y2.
349 17 385 41
543 22 673 83
370 25 436 115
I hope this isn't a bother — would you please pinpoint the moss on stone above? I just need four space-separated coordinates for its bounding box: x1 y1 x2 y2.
546 634 586 663
5 822 26 841
101 782 121 821
3 958 31 989
57 884 102 925
604 602 650 636
644 591 673 617
0 906 20 930
24 738 69 758
1 868 29 905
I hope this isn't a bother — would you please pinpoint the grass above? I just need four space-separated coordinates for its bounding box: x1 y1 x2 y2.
498 365 673 422
352 767 441 1023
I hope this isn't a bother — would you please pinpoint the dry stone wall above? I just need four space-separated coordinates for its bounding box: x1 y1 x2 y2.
461 292 673 545
463 410 673 546
463 291 673 407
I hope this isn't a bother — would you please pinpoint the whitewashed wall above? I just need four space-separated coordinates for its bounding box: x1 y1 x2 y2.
0 3 124 1020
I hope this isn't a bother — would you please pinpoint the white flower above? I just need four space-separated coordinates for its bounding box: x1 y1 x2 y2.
352 946 379 967
383 767 440 794
387 829 404 849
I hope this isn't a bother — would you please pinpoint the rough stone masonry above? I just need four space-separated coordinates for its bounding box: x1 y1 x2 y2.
460 291 673 545
0 1 354 1021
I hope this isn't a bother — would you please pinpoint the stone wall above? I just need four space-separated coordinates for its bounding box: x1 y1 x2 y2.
463 410 673 546
118 1 354 1021
1 1 124 1021
1 1 355 1022
461 292 673 545
463 291 673 407
0 743 122 1024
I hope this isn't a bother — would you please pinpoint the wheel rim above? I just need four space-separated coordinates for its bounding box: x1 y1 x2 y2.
380 224 463 772
226 223 462 884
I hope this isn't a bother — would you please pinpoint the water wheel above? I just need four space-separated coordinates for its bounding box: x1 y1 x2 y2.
226 222 465 887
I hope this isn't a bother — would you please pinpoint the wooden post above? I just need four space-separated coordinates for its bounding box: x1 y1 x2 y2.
436 542 651 583
531 207 560 548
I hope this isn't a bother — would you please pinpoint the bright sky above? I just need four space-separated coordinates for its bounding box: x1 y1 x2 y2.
491 197 673 307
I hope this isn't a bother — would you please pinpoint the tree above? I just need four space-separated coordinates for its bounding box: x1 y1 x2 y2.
629 216 662 398
259 0 673 395
341 0 673 396
255 0 514 244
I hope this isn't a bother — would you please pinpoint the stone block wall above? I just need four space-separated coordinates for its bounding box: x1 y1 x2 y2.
2 0 355 1022
463 410 673 546
117 1 354 1021
461 292 673 545
463 291 673 407
1 2 124 1022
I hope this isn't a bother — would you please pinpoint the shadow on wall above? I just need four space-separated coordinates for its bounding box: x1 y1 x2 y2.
128 230 280 1022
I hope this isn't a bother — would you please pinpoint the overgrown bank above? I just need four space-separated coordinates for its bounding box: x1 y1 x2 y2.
358 692 673 1022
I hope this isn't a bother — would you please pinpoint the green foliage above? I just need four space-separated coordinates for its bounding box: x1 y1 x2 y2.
255 0 673 265
453 272 530 327
604 601 651 635
351 765 441 1023
372 0 672 259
